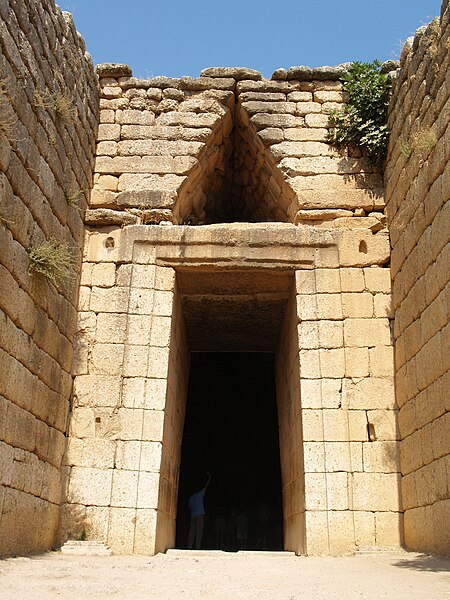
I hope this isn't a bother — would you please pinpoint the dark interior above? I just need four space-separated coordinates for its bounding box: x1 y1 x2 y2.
175 351 283 551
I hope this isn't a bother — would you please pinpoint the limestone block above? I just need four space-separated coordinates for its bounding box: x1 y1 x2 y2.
111 469 139 507
314 91 345 103
320 348 345 378
287 91 313 102
326 473 349 510
298 321 319 349
295 270 316 294
98 124 121 142
95 313 127 344
271 141 336 159
65 438 115 469
140 442 163 472
90 287 129 313
302 409 324 441
303 441 325 472
284 127 328 142
250 113 305 130
299 349 321 379
304 113 330 128
95 155 196 175
125 315 151 346
352 472 401 511
137 471 160 508
316 294 343 320
142 409 165 441
157 111 221 128
315 268 341 293
115 441 141 470
67 467 113 506
327 511 356 555
323 408 349 441
100 109 115 124
69 407 96 439
96 141 118 156
84 506 110 542
152 290 174 316
90 343 124 375
129 289 154 315
363 441 400 473
344 318 392 347
374 293 393 318
155 267 176 291
0 441 14 486
150 316 172 347
241 101 296 115
345 347 370 377
340 268 365 292
324 442 352 472
80 263 94 286
123 345 149 377
146 378 168 410
122 378 146 409
299 379 322 409
342 293 374 318
134 509 157 554
431 412 450 460
343 377 396 410
318 321 343 348
375 512 403 546
321 379 342 409
114 408 143 441
108 507 136 554
364 267 392 293
148 346 170 379
130 264 156 288
304 473 327 509
353 511 376 547
91 263 116 288
339 230 390 267
118 139 204 157
74 375 121 408
369 346 394 377
348 410 369 442
304 510 329 555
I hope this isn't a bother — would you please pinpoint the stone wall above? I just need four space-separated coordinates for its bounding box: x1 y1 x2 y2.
385 0 450 556
0 0 98 556
89 64 385 229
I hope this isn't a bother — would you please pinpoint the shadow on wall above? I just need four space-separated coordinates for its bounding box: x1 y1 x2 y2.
393 554 450 573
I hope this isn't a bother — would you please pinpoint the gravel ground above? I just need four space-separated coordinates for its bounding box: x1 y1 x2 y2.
0 550 449 600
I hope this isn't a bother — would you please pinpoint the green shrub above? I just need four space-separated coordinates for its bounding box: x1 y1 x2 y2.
28 238 74 288
327 61 391 165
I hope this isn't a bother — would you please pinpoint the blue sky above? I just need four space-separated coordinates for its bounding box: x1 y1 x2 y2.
57 1 443 79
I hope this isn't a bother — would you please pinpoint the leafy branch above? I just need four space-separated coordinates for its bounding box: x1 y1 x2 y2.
327 61 391 165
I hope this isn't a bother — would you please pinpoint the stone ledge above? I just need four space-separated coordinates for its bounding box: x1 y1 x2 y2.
60 540 113 556
97 63 132 78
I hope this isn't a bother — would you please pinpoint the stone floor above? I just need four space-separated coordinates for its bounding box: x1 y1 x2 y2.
0 550 449 600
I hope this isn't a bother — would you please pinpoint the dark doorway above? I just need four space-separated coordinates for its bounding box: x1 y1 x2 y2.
175 352 283 551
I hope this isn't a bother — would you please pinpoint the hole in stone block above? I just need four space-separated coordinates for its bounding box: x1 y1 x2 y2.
104 236 115 249
367 422 377 441
95 417 101 424
359 240 368 253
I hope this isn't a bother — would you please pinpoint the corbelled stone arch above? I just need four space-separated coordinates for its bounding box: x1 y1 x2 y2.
173 95 298 224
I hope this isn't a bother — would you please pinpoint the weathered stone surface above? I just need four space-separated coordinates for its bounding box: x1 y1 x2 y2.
200 67 262 81
85 209 138 226
96 63 133 78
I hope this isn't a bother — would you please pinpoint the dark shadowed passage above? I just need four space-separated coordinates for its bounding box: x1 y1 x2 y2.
176 352 283 551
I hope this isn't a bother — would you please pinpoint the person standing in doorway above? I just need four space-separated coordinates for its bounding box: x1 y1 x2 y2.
188 471 211 550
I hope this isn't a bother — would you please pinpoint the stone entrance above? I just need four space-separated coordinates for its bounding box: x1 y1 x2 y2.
175 351 284 551
61 222 401 556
